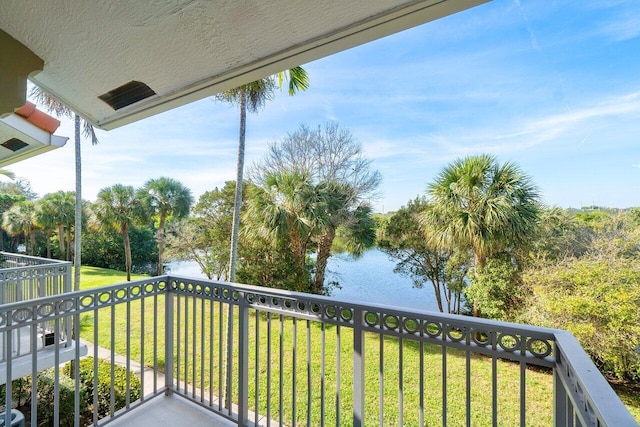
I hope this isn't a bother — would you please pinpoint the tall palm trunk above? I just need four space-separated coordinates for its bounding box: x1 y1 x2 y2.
122 224 132 281
45 231 51 258
229 89 247 283
65 228 72 261
74 114 82 291
313 228 335 294
472 252 486 317
28 227 35 255
156 215 166 276
57 223 65 259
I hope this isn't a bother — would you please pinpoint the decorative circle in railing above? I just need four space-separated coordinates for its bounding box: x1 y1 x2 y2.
98 292 111 304
526 338 552 358
325 305 337 318
130 285 141 297
202 284 212 297
13 308 32 322
497 333 520 352
284 299 292 309
59 299 74 313
246 293 255 304
258 295 266 304
213 287 220 297
271 297 280 306
80 295 94 308
383 314 399 330
341 308 353 322
402 318 419 334
310 303 321 314
37 303 55 317
446 326 466 342
6 272 17 280
364 311 379 327
115 288 127 301
297 301 305 311
232 291 240 301
222 289 230 299
424 321 442 337
471 329 490 346
144 283 155 294
157 281 167 291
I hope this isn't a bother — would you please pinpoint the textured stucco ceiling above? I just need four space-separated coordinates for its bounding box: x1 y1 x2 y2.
0 0 487 130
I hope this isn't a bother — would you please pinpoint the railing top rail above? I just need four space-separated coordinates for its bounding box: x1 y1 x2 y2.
555 331 639 426
166 275 561 338
0 251 72 268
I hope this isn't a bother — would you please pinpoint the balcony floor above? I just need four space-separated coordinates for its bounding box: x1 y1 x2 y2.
107 394 235 427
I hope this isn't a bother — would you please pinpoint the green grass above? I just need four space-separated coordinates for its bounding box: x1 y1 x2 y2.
77 266 640 425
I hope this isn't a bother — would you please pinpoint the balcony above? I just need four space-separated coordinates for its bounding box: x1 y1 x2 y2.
0 272 636 426
0 252 85 382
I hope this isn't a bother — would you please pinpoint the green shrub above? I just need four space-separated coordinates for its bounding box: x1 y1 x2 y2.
521 258 640 381
37 368 87 426
63 356 141 418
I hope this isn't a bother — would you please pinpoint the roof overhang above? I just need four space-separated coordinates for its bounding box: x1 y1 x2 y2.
0 0 488 130
0 103 68 167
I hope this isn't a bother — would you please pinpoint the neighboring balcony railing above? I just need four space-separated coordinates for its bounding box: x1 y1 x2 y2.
0 252 72 364
0 274 636 427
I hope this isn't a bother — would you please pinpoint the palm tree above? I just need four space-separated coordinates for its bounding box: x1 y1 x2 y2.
425 154 540 316
93 185 145 281
218 67 309 282
139 177 194 275
3 201 38 255
0 170 15 180
249 171 318 275
39 191 75 260
30 87 98 290
35 198 57 258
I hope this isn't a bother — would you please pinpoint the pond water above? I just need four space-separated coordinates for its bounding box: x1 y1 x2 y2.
167 249 438 312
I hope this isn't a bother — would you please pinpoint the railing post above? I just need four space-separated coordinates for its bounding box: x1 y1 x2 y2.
237 294 249 426
553 368 568 427
164 280 174 395
353 308 365 427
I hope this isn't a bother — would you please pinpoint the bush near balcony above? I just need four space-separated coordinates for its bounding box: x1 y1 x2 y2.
37 368 88 426
521 257 640 381
63 356 141 419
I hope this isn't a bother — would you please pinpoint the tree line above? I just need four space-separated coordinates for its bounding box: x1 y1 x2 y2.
377 155 640 382
1 137 637 382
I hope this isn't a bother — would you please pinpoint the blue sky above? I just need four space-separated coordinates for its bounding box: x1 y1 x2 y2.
11 0 640 212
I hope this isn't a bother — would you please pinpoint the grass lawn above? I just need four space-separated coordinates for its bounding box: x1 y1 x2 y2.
77 266 640 425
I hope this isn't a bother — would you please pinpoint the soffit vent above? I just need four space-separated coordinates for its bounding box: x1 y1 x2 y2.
98 81 156 110
2 138 28 152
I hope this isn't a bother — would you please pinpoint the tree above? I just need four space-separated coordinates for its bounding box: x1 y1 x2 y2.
217 67 309 282
247 171 318 282
528 207 593 263
31 87 98 290
253 122 381 292
165 182 238 280
379 197 463 313
92 185 145 281
3 201 38 255
138 177 193 275
425 154 540 316
38 191 75 260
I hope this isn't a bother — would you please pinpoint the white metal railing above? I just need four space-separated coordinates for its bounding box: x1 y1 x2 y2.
0 275 636 427
0 252 72 363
